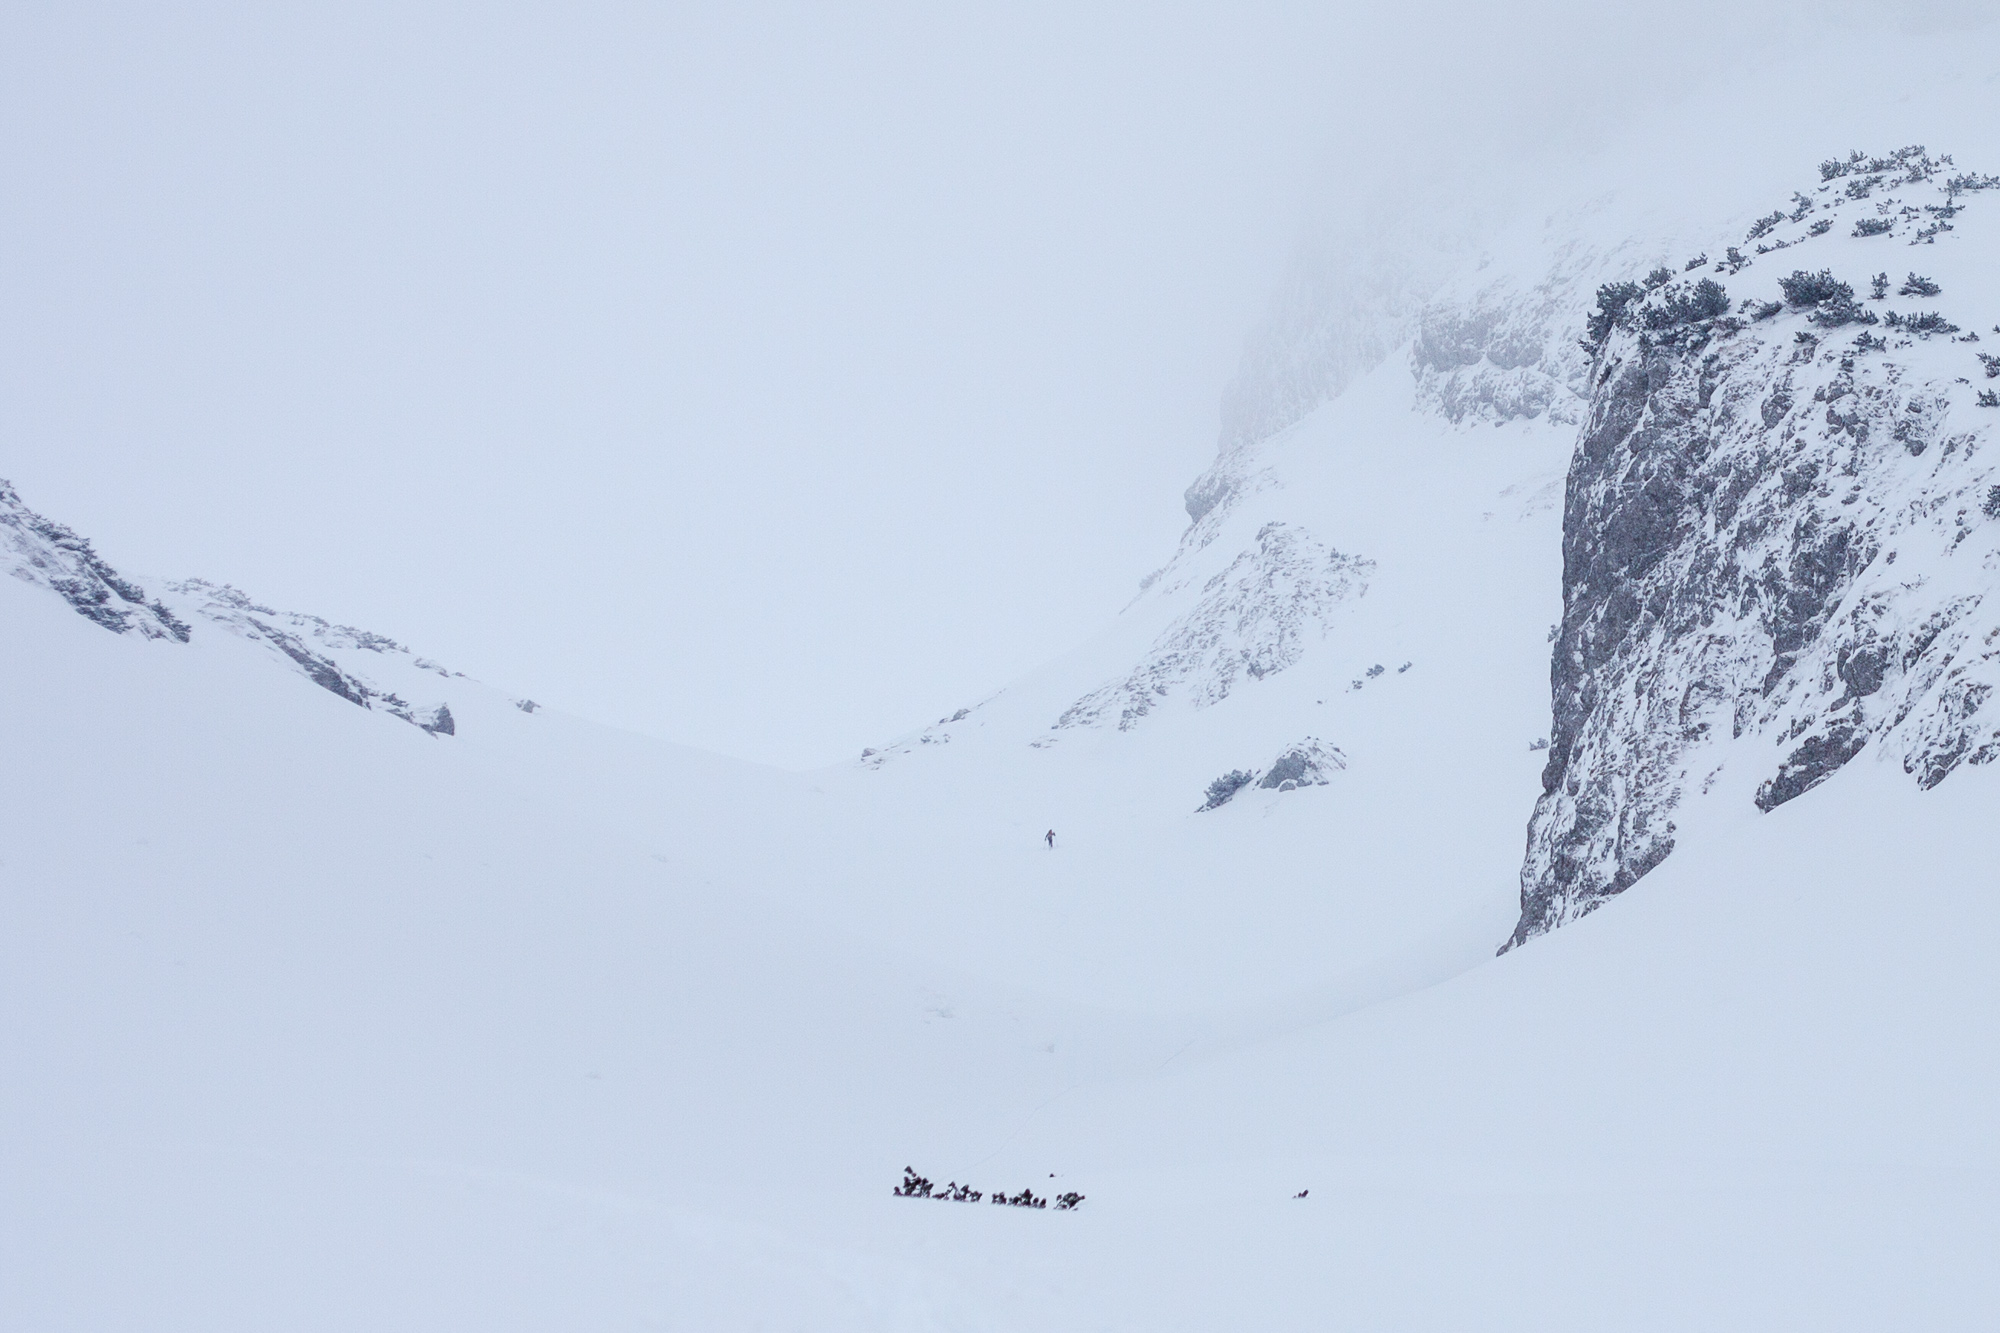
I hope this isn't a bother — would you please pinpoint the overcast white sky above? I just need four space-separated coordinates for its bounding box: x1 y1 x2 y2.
3 1 1990 767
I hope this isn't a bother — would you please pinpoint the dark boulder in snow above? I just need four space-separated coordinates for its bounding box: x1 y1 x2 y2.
1257 737 1345 790
1200 738 1346 809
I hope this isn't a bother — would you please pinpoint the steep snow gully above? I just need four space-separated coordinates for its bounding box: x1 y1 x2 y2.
9 145 2000 1331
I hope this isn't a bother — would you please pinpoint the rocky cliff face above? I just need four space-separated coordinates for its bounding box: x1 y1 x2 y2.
1510 148 2000 946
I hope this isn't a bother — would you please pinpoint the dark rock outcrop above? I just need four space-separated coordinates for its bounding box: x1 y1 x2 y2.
1 479 191 642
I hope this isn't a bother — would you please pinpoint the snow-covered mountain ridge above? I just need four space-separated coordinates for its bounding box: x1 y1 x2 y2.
1 478 522 738
3 478 191 642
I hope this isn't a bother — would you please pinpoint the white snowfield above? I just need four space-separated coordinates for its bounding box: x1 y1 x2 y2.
10 51 2000 1331
10 359 1999 1330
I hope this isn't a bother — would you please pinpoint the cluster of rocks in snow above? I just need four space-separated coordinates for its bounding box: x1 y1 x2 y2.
167 579 460 736
1199 738 1346 811
2 479 190 642
1057 523 1373 733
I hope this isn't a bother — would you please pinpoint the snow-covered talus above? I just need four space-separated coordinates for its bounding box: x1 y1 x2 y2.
1512 147 2000 946
1054 522 1373 733
1 479 190 641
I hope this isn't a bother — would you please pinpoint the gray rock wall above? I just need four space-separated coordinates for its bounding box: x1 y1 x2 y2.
1510 161 2000 945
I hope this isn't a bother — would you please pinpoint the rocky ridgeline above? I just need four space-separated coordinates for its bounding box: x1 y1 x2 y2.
1509 147 2000 947
1 479 191 642
1055 523 1373 734
167 579 459 736
1 478 468 737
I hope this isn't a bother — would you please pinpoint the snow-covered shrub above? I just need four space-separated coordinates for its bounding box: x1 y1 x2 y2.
1898 273 1942 297
1583 281 1644 349
992 1188 1046 1209
1984 486 2000 519
1680 277 1731 321
1745 211 1785 241
1884 310 1960 337
894 1167 1070 1209
1641 278 1732 330
1975 353 1999 378
1808 218 1833 236
1200 769 1257 811
1780 269 1850 307
1748 300 1783 321
1980 390 2000 408
1870 272 1891 300
1643 265 1674 289
1852 217 1893 237
1845 177 1879 201
1853 331 1887 353
1810 294 1876 329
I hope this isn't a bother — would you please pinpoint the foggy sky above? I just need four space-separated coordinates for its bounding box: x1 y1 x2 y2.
3 1 1990 767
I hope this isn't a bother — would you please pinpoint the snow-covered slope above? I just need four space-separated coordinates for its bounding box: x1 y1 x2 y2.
10 462 2000 1329
828 357 1569 1013
1 567 1174 1329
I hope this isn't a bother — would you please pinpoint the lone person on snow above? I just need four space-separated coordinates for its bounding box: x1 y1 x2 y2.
1044 829 1056 849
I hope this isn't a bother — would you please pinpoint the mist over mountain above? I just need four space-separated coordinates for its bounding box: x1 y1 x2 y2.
8 8 2000 1330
